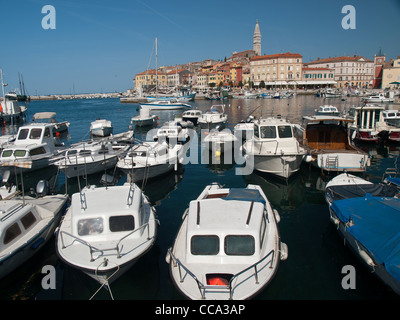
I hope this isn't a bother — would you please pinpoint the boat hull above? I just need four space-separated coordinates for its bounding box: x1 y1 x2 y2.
59 156 118 178
252 154 304 179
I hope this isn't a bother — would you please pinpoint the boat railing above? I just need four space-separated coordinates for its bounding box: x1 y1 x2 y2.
59 222 152 261
167 248 275 300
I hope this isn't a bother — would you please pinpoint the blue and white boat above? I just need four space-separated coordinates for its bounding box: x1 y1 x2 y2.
140 100 191 111
329 195 400 295
146 92 196 102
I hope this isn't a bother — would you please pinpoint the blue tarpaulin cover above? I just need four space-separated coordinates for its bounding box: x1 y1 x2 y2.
331 195 400 282
223 188 266 204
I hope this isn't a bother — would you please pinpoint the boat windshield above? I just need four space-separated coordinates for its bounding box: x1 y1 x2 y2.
224 235 255 255
191 235 219 255
278 125 293 138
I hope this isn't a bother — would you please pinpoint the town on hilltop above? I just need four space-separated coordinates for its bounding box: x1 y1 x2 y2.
132 20 400 97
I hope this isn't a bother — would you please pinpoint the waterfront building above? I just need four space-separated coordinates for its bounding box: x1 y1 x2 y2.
304 55 374 88
250 52 302 87
253 19 261 56
167 69 191 87
230 63 243 86
382 56 400 89
134 69 168 91
302 67 335 88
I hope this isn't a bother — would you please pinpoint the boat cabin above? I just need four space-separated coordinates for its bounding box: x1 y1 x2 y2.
302 115 354 151
0 124 56 160
185 187 268 268
70 185 145 241
0 202 40 249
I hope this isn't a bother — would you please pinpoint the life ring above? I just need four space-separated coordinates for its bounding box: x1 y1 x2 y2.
0 103 2 113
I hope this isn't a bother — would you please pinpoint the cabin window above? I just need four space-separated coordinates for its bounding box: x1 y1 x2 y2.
66 150 77 156
30 147 46 156
79 150 92 157
260 126 276 139
77 218 103 236
278 125 293 138
21 212 37 230
1 150 13 157
109 215 135 232
254 125 260 138
14 150 27 157
29 129 42 140
3 223 22 245
17 129 29 140
191 235 219 255
224 235 255 256
44 128 51 138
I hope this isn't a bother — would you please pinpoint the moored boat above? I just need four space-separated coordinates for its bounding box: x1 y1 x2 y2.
329 195 400 296
301 115 370 172
166 183 288 300
90 119 113 137
0 179 68 279
242 117 306 179
56 183 158 287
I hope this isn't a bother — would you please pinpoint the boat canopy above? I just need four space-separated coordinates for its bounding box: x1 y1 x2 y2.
223 188 266 205
331 195 400 282
326 183 398 202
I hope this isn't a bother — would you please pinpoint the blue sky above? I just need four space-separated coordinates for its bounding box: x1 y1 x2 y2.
1 0 399 95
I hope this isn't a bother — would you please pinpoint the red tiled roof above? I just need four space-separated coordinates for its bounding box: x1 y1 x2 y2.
251 52 302 61
135 69 167 76
306 55 373 64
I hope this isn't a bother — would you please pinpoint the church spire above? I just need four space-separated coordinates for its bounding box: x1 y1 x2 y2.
253 19 261 56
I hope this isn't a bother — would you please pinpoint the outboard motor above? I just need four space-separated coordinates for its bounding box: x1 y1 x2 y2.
36 180 49 197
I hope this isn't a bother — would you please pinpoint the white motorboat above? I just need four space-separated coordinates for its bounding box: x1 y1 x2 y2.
203 127 238 153
301 115 370 172
153 121 191 144
242 117 306 179
166 183 288 300
314 105 340 116
56 183 157 287
130 108 157 127
182 109 202 126
53 138 131 178
32 112 70 135
362 92 394 103
0 70 27 124
116 140 187 182
322 88 342 98
0 180 68 279
90 119 113 137
347 104 400 143
198 105 228 130
0 123 64 173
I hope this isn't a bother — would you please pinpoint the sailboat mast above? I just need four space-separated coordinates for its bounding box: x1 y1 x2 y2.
155 37 158 99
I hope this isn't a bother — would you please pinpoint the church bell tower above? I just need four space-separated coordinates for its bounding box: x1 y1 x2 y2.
253 19 261 56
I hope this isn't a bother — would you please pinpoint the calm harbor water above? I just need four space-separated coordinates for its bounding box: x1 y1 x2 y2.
1 94 400 300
